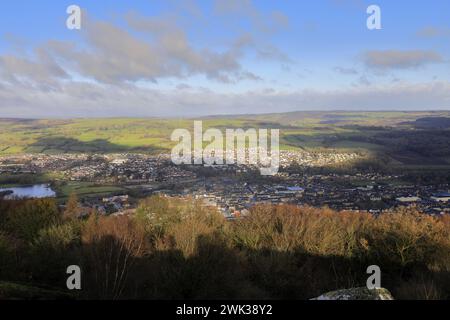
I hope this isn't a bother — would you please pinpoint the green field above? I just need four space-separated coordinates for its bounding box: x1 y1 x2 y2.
1 111 450 166
55 182 127 200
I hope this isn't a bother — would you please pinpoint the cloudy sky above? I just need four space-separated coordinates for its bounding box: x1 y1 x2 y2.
1 0 450 118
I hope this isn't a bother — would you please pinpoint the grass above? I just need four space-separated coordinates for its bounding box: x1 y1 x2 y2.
56 182 126 199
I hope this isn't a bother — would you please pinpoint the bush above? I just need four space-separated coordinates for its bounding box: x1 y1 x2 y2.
135 195 223 249
28 222 81 284
80 214 145 299
368 207 449 272
5 198 60 242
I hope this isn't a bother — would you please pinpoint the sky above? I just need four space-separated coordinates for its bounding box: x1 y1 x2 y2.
1 0 450 118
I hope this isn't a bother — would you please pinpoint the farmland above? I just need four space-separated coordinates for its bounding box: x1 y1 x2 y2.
1 111 450 167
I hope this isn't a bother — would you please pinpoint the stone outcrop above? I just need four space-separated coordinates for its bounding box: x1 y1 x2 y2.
312 287 394 300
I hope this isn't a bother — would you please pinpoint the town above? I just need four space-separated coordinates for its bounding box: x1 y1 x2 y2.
0 152 449 219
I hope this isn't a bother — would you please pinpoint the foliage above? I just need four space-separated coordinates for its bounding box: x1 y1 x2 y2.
0 196 449 300
3 198 60 242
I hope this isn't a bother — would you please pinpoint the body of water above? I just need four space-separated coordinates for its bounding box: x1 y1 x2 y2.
0 184 56 199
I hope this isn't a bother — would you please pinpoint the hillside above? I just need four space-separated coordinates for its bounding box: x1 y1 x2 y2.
1 196 449 299
1 111 450 167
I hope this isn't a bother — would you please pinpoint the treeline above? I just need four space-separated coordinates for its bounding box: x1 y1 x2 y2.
0 196 449 300
402 170 450 185
0 173 48 186
283 155 391 175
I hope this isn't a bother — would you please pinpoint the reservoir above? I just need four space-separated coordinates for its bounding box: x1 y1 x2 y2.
0 184 56 199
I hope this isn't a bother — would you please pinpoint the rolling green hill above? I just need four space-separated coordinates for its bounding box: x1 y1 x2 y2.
1 111 450 166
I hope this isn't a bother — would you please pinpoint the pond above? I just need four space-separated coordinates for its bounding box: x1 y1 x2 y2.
0 184 56 199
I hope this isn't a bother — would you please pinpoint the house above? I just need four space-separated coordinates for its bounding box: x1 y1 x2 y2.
431 193 450 203
396 196 421 203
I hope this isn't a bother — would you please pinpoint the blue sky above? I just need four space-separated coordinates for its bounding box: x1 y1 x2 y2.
1 0 450 117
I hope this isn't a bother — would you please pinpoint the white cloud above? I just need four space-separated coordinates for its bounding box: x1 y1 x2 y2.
52 17 255 84
363 50 444 70
213 0 289 33
0 5 294 91
1 80 450 118
0 48 68 88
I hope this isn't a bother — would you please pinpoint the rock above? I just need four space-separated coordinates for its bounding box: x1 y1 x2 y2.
311 287 394 300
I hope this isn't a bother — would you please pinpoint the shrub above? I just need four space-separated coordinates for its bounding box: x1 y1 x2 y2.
80 214 145 299
135 195 224 250
5 199 60 242
28 222 81 284
369 207 449 272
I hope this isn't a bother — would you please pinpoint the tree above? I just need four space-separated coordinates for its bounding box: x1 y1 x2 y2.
63 193 80 220
6 198 60 242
